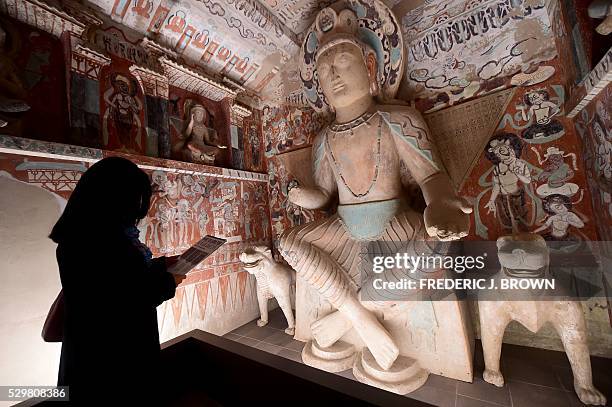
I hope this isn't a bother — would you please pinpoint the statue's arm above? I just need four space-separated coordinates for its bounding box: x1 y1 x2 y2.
288 133 336 210
383 106 456 204
385 106 472 239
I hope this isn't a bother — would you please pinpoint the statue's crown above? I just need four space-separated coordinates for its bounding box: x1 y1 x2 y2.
315 8 362 58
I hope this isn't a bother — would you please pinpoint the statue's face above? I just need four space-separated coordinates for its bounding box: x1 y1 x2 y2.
193 107 206 123
316 43 372 108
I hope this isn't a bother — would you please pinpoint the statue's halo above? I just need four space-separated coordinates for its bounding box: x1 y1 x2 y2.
300 0 405 113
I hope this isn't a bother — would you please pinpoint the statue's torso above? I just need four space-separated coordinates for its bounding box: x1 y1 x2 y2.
325 112 403 205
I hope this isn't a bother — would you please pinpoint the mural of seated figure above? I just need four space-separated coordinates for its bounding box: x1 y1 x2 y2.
279 1 474 394
240 246 295 335
478 233 606 406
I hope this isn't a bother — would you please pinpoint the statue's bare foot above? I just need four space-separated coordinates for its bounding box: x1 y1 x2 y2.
284 327 295 336
257 319 268 327
574 382 606 406
311 311 352 347
483 369 504 387
343 301 398 370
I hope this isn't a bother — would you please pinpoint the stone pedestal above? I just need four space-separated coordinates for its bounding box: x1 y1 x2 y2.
296 276 474 388
301 340 356 373
353 349 429 395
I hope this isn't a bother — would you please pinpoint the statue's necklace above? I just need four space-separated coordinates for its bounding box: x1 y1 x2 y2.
326 112 382 198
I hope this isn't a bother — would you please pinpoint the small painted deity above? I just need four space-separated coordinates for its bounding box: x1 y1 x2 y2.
534 194 584 240
102 73 143 152
519 89 564 140
532 146 579 197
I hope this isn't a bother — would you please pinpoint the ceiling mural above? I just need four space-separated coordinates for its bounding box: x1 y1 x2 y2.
85 0 300 93
258 0 334 37
70 0 560 106
392 0 558 109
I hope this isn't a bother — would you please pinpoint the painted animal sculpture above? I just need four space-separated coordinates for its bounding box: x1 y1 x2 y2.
479 234 606 406
239 246 295 335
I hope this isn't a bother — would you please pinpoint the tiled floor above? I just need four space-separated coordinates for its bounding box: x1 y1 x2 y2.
224 308 611 407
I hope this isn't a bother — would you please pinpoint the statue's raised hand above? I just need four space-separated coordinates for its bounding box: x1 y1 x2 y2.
424 196 472 241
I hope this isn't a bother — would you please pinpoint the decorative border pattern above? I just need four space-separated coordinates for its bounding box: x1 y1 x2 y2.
161 57 237 102
0 135 269 182
567 47 612 118
0 0 91 37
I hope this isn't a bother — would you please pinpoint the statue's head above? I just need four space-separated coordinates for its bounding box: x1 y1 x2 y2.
239 245 274 274
191 104 207 124
314 9 378 110
300 1 404 113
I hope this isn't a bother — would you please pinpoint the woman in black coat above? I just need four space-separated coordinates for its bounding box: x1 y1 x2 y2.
49 157 184 403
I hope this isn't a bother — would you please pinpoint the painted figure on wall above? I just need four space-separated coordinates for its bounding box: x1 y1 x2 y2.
533 194 585 240
102 72 143 152
532 146 579 197
483 132 534 231
519 89 564 141
592 116 612 181
174 100 227 165
248 124 261 170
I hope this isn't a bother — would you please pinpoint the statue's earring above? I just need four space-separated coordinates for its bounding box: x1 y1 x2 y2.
369 78 379 97
366 53 379 97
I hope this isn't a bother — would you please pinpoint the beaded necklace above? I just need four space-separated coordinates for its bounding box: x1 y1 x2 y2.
326 111 382 198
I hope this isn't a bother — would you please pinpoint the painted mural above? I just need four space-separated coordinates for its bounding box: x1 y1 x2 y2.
0 16 68 142
0 136 272 342
575 82 612 243
87 0 299 93
460 71 598 243
231 109 266 172
263 104 327 157
394 0 558 111
100 63 146 154
262 103 328 251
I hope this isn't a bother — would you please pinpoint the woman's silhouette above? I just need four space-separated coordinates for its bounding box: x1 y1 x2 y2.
49 157 184 403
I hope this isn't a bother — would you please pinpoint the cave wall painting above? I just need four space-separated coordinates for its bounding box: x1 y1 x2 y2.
99 60 147 155
233 109 266 173
88 0 298 93
262 103 328 252
0 136 272 342
394 0 558 112
575 82 612 244
460 74 598 243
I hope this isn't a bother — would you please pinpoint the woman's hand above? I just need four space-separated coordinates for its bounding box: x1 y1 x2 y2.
164 256 185 286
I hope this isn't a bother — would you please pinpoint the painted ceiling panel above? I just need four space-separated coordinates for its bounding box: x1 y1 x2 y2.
76 0 560 107
258 0 334 36
393 0 558 108
85 0 300 92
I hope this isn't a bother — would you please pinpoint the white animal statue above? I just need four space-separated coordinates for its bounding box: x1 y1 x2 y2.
239 246 295 335
479 233 606 406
